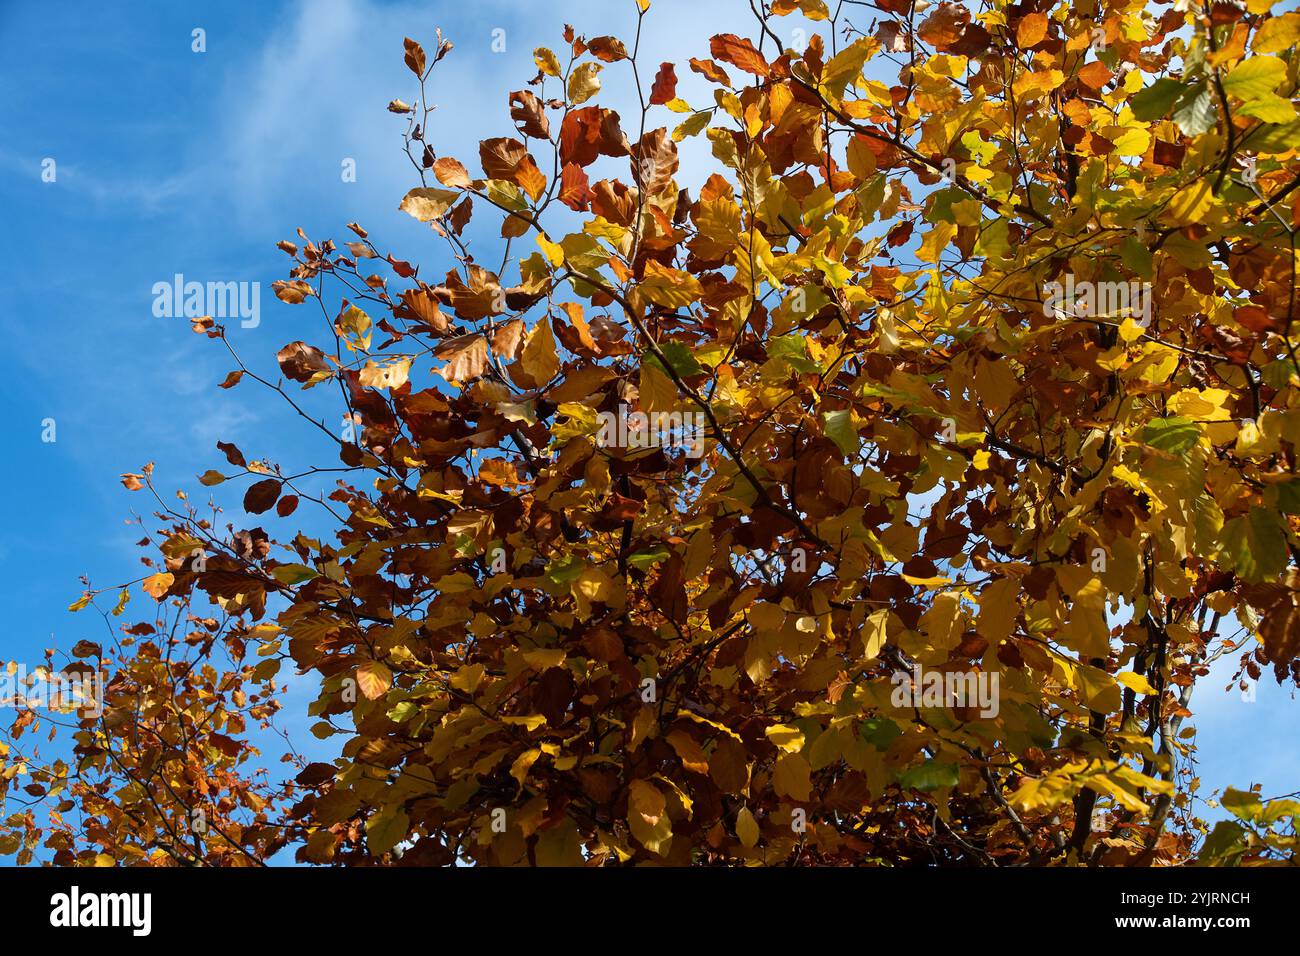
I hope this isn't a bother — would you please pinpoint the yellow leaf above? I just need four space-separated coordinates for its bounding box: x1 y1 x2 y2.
862 608 889 660
639 260 703 308
627 779 673 855
1165 180 1215 225
534 47 562 77
535 819 584 866
1115 670 1159 696
537 234 565 266
358 358 412 390
1074 664 1122 713
736 806 760 848
917 222 956 263
638 358 679 415
141 572 174 600
666 730 710 773
764 723 805 753
510 748 541 788
515 318 560 388
398 187 459 222
772 753 812 801
1253 13 1300 54
568 62 602 104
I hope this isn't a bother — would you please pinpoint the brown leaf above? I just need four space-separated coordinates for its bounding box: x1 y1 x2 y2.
217 440 247 469
492 319 527 360
399 288 449 333
917 3 970 51
632 129 679 198
356 661 392 700
587 36 628 62
433 157 471 188
434 333 490 383
689 57 732 86
272 279 315 304
243 479 282 515
478 459 522 487
403 37 426 76
509 90 551 139
1246 574 1300 664
277 341 330 383
479 137 529 180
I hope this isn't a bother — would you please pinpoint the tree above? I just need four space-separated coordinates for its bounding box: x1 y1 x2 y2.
4 0 1300 867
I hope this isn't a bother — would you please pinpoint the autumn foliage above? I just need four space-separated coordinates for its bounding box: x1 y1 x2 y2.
6 0 1300 866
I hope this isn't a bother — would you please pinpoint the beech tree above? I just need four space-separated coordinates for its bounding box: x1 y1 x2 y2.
5 0 1300 866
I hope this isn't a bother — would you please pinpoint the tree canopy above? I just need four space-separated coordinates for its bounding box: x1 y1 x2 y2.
5 0 1300 866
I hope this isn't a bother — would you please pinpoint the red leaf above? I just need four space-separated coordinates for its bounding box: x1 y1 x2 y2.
649 62 677 105
559 163 595 211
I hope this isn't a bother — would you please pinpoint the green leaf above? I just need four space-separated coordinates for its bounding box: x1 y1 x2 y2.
1130 78 1186 121
627 547 670 571
1222 56 1286 101
1120 235 1154 279
899 760 959 792
822 409 859 457
1260 358 1299 390
1195 819 1246 865
270 563 320 585
654 341 704 379
1220 787 1263 824
1250 119 1300 155
1219 507 1288 583
673 109 712 141
768 334 821 373
1274 480 1300 515
545 555 585 585
1173 84 1216 137
1143 416 1199 454
859 716 902 750
365 807 409 856
1238 92 1297 124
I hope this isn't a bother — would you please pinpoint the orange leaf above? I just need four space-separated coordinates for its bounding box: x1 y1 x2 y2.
709 34 770 77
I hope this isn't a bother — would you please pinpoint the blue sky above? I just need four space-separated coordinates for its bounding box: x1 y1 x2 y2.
0 0 1293 856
